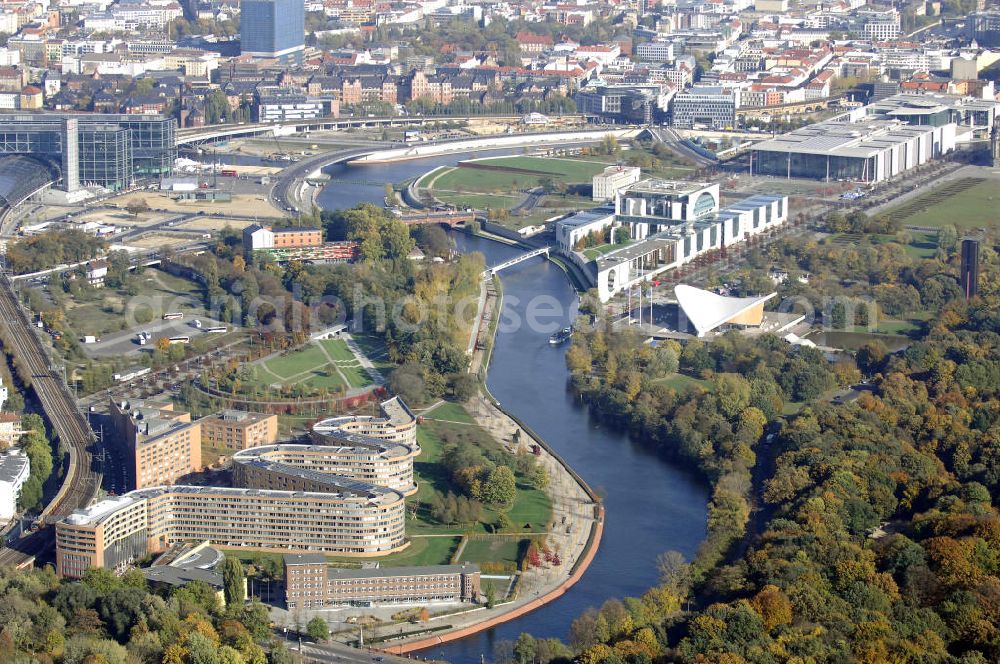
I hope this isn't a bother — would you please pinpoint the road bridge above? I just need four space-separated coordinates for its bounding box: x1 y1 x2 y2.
176 114 589 145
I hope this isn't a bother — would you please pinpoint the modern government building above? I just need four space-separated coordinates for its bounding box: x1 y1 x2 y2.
558 178 788 302
750 93 999 183
55 398 419 578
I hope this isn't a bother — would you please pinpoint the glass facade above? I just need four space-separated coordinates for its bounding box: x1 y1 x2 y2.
79 127 130 190
241 0 304 59
0 113 176 191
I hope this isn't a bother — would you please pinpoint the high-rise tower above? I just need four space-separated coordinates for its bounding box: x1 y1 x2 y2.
240 0 305 62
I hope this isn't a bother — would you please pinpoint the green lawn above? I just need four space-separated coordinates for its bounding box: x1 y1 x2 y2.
436 193 520 210
320 338 356 361
583 241 631 260
410 405 552 536
432 156 609 195
459 538 528 566
653 372 711 392
241 337 375 396
423 401 476 424
881 178 1000 229
327 536 461 568
228 538 462 569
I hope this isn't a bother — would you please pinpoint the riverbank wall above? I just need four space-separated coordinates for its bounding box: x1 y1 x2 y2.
383 247 605 655
349 129 641 164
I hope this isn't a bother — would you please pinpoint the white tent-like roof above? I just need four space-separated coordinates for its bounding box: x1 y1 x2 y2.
675 284 776 337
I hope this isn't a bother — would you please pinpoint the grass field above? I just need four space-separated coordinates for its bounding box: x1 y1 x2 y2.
829 231 940 260
459 538 528 566
880 178 1000 229
245 338 374 394
653 372 711 392
435 192 520 210
432 156 610 195
423 401 476 424
410 404 552 537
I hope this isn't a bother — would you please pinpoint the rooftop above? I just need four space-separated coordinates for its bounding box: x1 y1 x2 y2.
142 565 223 589
0 449 29 484
751 118 943 158
62 484 403 527
558 207 615 230
624 179 713 197
326 563 480 579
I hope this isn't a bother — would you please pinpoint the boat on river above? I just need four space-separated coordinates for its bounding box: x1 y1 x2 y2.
549 326 573 345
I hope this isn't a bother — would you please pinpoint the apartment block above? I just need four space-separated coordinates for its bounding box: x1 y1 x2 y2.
57 398 419 578
200 410 278 452
0 449 30 521
284 554 481 609
109 400 201 490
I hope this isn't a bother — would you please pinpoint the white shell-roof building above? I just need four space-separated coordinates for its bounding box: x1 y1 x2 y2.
675 284 777 337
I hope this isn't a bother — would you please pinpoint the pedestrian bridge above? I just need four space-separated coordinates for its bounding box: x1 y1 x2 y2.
487 247 550 275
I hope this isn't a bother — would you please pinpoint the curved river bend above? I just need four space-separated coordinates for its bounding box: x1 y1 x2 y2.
316 156 709 663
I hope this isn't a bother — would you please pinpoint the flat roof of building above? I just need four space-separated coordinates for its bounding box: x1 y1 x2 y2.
867 92 1000 116
624 178 712 197
751 118 941 158
379 396 415 427
61 483 403 527
142 565 223 589
0 450 29 483
595 234 680 271
326 563 480 579
284 552 327 565
557 207 615 230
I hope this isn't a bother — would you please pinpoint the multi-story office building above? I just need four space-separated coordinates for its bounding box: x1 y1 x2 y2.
670 87 739 129
960 236 981 300
109 400 201 490
284 554 481 609
855 9 901 41
750 118 957 183
972 10 1000 47
0 449 29 521
575 84 667 124
56 398 418 577
200 410 278 452
583 179 787 301
240 0 304 61
0 113 175 192
256 94 326 123
593 165 642 202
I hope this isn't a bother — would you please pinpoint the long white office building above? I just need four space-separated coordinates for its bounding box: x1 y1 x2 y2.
749 118 956 183
564 179 788 302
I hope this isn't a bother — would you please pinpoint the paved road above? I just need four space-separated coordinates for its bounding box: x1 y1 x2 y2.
649 126 717 168
276 631 421 664
270 142 394 212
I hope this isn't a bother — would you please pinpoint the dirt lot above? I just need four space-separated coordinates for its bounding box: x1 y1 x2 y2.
129 234 193 250
109 191 280 216
177 216 261 232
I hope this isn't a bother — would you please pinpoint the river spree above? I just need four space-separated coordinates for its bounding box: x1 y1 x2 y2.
317 157 709 663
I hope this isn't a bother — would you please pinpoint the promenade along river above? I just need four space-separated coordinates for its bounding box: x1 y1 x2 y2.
318 157 709 664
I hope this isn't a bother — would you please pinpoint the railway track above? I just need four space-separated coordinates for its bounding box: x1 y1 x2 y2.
0 275 100 568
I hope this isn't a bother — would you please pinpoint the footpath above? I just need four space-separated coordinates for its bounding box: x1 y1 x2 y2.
380 272 604 655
